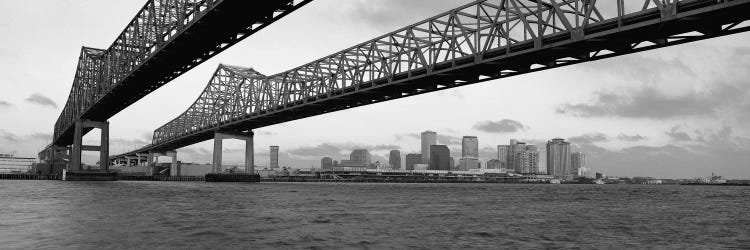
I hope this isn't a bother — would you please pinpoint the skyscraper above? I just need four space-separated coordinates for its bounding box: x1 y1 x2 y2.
321 157 333 169
486 159 501 169
389 150 401 170
497 145 509 169
571 152 587 177
421 131 437 165
350 149 371 167
462 136 479 158
405 154 421 170
429 145 450 171
509 140 527 172
537 149 547 174
546 138 571 176
270 146 279 169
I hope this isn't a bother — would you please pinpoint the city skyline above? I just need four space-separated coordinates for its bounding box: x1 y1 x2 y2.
1 0 750 179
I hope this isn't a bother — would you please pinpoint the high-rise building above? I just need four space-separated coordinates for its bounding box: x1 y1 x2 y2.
497 145 509 169
321 157 333 169
514 151 539 174
462 136 479 158
389 150 401 170
537 150 547 174
350 149 371 167
429 145 450 171
571 152 587 177
405 154 421 170
421 131 437 165
547 138 571 176
270 146 279 169
459 157 480 171
450 157 455 170
509 140 527 172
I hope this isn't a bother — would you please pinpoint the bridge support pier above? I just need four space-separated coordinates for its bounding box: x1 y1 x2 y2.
66 120 114 181
146 150 178 176
212 131 254 174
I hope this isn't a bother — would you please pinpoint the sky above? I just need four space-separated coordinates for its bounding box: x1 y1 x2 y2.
1 0 750 178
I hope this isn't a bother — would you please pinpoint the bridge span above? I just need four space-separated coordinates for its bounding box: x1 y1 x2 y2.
113 0 750 176
39 0 312 175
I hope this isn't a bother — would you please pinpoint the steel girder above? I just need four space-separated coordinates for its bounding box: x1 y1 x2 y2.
48 0 313 152
142 0 750 152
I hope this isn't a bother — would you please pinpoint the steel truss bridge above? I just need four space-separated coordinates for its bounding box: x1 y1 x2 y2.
40 0 312 171
127 0 750 156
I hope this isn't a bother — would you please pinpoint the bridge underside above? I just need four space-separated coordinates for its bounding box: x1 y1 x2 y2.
52 0 311 146
135 0 750 154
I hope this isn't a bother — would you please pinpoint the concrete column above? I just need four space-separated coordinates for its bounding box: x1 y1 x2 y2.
212 133 223 173
71 120 83 172
99 121 109 172
147 151 155 175
168 151 178 177
245 131 254 174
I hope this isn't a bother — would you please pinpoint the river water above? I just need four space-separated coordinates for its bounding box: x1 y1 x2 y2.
1 181 748 249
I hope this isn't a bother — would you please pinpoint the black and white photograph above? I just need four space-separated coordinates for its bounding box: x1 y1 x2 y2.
1 0 749 248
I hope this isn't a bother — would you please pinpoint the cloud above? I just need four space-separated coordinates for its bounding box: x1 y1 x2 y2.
25 93 57 109
617 133 646 142
0 100 12 108
557 84 747 119
402 133 461 145
665 126 692 141
473 119 526 133
574 127 750 178
567 133 608 144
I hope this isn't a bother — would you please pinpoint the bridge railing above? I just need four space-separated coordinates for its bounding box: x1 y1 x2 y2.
151 0 748 146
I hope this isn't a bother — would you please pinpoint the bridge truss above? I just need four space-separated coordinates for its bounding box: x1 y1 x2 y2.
123 0 750 153
49 0 312 148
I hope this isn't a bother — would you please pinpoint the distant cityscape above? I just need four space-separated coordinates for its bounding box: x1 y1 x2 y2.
316 130 591 179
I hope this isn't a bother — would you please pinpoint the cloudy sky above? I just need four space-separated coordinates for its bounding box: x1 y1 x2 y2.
1 0 749 178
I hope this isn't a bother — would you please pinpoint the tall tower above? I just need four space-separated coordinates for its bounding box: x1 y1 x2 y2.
546 139 571 176
497 145 509 169
461 136 479 158
571 152 586 176
270 146 279 168
389 150 401 170
421 131 437 165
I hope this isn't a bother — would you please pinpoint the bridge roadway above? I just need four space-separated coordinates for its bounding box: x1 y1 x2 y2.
40 0 312 173
110 0 750 175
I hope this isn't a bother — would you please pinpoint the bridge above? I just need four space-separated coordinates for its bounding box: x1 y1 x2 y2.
38 0 312 176
47 0 750 178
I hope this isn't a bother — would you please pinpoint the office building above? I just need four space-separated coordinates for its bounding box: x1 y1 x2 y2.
405 154 421 170
350 149 371 167
389 150 401 170
486 159 501 169
547 138 571 176
509 140 527 172
537 150 547 174
321 157 333 169
270 146 279 169
429 145 451 171
462 136 479 158
497 145 509 169
459 157 480 171
421 131 437 165
571 152 587 177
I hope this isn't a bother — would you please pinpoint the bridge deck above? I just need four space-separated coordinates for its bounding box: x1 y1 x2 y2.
115 0 750 158
51 0 312 147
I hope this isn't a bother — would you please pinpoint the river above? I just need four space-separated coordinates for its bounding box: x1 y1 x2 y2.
1 181 748 249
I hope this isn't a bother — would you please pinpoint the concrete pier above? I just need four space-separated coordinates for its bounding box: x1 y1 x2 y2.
66 120 112 181
212 131 255 174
